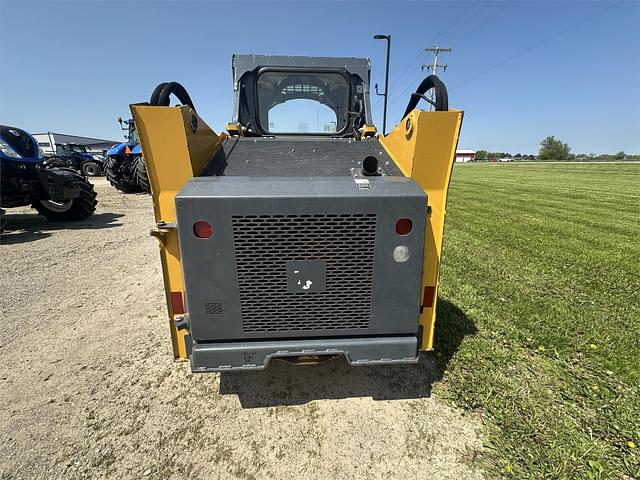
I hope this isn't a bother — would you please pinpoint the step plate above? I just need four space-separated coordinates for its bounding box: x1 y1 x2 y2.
189 336 419 372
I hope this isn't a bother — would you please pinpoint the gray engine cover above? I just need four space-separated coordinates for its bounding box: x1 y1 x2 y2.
176 176 426 346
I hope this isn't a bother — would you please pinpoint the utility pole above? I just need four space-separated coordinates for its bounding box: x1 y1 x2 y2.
422 46 452 110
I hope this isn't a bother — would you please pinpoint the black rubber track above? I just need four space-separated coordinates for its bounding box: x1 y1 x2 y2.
32 170 97 221
133 156 150 193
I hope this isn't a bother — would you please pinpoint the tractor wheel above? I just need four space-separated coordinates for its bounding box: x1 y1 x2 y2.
105 157 141 194
32 171 97 221
81 161 102 177
0 209 6 233
133 156 151 193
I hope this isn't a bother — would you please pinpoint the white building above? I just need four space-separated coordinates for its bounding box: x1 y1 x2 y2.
33 132 118 156
455 149 476 163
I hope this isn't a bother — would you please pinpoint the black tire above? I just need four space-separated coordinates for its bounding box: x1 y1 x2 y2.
0 208 6 233
32 171 97 221
81 161 102 176
43 156 66 168
133 156 150 193
104 156 141 194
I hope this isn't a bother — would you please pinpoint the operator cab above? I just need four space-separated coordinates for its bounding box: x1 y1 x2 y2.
231 55 375 138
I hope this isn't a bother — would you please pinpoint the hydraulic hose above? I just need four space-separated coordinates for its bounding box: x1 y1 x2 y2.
402 75 448 119
149 82 168 106
149 82 197 112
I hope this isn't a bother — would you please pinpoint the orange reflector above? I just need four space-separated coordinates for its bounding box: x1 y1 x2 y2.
422 286 435 309
395 218 413 235
193 221 212 239
170 291 185 315
125 145 132 154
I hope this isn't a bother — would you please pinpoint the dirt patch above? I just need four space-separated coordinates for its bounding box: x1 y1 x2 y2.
0 179 484 480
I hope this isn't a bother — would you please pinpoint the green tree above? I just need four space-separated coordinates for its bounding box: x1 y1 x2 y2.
475 150 488 160
614 151 625 160
538 136 571 160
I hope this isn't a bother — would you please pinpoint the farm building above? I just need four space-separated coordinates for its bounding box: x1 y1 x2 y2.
33 132 118 156
455 149 476 162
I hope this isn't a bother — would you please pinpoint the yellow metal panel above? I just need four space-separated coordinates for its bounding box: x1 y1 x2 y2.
130 104 225 359
226 122 243 136
380 109 463 350
360 124 377 139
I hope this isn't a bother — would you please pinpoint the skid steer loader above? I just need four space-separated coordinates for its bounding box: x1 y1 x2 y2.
131 54 462 372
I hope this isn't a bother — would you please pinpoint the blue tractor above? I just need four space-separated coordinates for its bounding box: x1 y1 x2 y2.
104 118 149 193
1 125 97 230
44 142 105 176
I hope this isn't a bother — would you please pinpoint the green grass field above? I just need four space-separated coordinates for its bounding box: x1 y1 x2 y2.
434 163 639 479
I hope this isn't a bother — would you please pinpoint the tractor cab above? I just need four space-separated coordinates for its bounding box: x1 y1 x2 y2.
57 143 88 154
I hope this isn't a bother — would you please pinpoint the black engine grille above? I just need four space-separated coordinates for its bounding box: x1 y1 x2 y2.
232 213 377 333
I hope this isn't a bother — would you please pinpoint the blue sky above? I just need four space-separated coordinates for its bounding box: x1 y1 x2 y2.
0 0 638 154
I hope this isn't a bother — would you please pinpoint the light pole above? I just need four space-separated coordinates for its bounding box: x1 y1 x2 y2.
373 34 391 135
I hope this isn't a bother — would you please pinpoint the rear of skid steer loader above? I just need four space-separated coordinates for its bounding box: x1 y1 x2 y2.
131 55 462 372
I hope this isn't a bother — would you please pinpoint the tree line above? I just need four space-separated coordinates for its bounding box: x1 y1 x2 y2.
475 136 638 161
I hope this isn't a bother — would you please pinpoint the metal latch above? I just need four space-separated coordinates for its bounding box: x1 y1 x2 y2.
174 315 189 331
354 178 371 190
150 220 176 240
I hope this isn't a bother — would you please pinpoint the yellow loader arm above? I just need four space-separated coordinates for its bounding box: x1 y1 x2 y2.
380 109 463 350
131 102 224 359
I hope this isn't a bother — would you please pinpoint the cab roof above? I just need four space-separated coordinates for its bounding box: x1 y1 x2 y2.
232 54 371 87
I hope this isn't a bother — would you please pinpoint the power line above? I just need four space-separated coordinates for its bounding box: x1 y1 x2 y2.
422 47 452 110
378 2 487 115
386 45 454 111
422 46 452 74
382 3 482 103
451 1 622 89
440 2 513 47
385 2 507 112
430 1 485 45
386 67 426 109
384 50 424 98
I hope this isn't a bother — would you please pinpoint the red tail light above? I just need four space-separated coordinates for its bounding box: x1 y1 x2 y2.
422 286 435 310
395 218 413 235
193 221 212 239
170 291 185 315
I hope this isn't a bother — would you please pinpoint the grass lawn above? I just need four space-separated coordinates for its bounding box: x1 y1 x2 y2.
434 162 639 479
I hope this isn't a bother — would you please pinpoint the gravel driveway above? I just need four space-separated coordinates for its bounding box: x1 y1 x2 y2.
0 178 484 480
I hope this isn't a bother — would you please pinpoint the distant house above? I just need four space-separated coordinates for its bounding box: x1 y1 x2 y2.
455 149 476 163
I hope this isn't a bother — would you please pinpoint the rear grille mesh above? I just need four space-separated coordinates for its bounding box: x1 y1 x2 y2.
232 214 376 333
